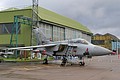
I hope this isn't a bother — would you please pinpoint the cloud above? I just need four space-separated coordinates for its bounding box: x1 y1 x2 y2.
0 0 120 38
41 0 120 38
0 0 32 10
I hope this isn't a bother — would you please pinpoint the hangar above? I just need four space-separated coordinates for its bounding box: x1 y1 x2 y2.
0 6 92 47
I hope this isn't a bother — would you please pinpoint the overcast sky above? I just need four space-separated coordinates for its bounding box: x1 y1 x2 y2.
0 0 120 38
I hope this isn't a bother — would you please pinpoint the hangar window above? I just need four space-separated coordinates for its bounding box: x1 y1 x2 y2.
0 23 20 34
65 28 82 40
39 23 52 40
53 26 65 41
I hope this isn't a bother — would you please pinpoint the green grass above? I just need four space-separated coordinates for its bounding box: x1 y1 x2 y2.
2 56 54 62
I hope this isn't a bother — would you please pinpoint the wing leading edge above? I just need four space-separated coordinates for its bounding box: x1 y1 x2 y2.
4 44 57 50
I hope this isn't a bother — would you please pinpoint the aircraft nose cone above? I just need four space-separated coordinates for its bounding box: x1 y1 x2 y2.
93 46 113 56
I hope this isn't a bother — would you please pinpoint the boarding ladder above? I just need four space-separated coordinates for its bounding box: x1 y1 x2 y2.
61 46 75 66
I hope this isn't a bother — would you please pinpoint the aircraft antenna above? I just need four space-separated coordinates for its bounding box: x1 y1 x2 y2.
31 0 39 46
32 0 49 45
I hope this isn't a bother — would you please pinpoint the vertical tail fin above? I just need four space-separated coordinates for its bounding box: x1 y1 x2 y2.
33 28 51 45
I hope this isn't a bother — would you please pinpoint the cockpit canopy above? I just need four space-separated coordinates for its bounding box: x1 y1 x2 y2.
69 39 89 44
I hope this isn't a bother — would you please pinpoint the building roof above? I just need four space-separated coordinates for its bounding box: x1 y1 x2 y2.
104 33 119 40
94 33 119 40
0 6 92 34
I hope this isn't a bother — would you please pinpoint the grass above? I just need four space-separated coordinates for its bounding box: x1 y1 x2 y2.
2 56 54 62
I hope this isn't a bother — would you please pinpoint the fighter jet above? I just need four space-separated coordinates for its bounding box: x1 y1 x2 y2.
4 38 113 66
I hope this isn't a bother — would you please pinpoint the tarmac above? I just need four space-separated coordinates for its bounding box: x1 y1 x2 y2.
0 55 120 80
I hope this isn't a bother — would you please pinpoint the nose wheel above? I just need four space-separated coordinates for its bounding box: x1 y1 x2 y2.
79 62 85 66
79 57 85 66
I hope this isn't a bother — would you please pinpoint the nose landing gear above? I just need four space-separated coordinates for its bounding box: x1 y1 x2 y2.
79 57 85 66
79 62 85 66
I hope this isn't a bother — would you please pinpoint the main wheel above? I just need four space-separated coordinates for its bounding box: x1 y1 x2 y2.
79 62 85 66
43 58 48 64
61 57 67 66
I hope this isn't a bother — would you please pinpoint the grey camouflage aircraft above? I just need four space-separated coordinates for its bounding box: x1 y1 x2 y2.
4 38 114 66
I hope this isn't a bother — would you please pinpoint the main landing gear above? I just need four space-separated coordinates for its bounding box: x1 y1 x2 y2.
43 58 48 64
79 62 85 66
61 57 67 66
43 56 48 64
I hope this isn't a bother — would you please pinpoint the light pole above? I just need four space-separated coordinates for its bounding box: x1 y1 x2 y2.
116 40 118 55
111 39 119 55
